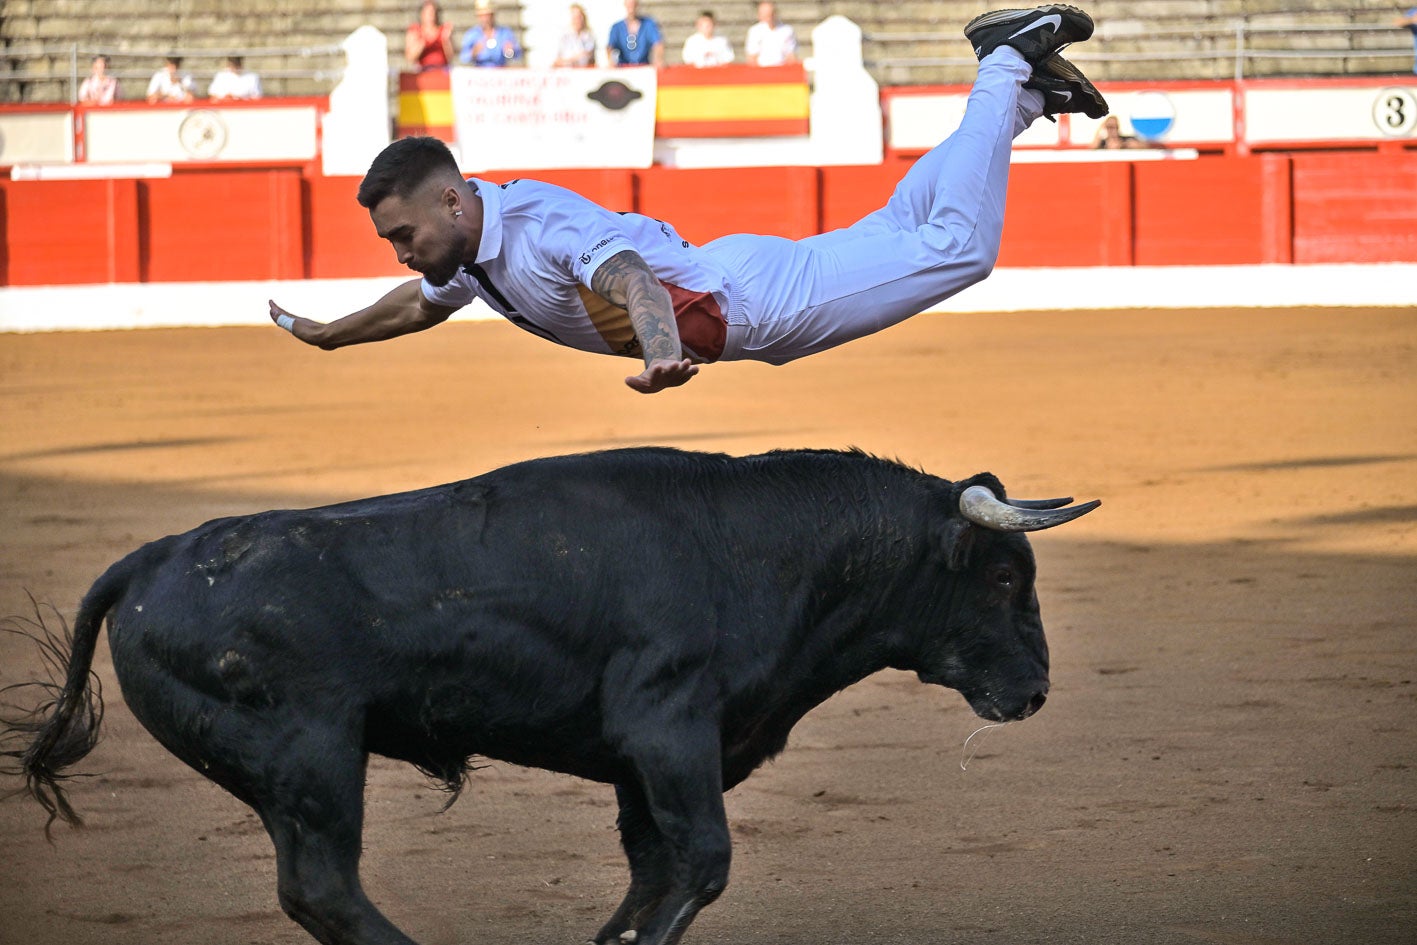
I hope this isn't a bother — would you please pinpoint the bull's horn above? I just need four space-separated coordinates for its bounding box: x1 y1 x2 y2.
1006 496 1073 510
959 485 1100 532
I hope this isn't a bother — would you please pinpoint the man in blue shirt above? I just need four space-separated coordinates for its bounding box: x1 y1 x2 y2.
607 0 664 67
1397 7 1417 73
460 0 522 67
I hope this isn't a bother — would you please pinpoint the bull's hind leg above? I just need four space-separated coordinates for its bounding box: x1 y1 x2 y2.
593 782 677 944
252 726 419 945
615 730 732 945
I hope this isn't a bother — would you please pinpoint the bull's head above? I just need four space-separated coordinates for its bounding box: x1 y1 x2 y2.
915 475 1099 723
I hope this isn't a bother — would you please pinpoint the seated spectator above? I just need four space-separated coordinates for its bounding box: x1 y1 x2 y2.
607 0 664 67
460 0 523 67
1092 115 1145 150
682 10 733 67
208 56 262 100
146 56 194 104
406 1 456 71
78 54 119 105
745 1 796 66
553 4 597 67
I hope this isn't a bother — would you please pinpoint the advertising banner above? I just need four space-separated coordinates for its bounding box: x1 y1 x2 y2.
451 66 657 171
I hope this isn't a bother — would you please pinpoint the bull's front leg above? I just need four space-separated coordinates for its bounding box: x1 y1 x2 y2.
608 724 732 945
591 782 676 944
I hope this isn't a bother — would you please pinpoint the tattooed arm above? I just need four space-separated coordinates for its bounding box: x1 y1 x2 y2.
590 249 699 394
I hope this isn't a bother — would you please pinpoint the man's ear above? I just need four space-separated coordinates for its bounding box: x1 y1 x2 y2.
444 185 463 216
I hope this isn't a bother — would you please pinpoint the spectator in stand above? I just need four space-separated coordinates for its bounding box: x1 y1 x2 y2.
1396 7 1417 72
1092 115 1144 150
146 56 195 104
553 4 597 67
78 54 119 105
745 1 796 66
607 0 664 67
208 56 263 100
406 1 456 71
460 0 523 67
682 10 734 67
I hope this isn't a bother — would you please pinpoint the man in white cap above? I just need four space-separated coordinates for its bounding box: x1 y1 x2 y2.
460 0 522 66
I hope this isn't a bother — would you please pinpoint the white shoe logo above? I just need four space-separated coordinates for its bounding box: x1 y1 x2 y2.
1009 13 1062 40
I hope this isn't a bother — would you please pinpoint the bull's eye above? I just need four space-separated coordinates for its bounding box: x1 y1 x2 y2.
990 566 1015 588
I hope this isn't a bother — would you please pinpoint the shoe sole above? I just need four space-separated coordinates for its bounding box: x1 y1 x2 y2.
964 4 1094 48
1031 55 1109 118
963 4 1093 39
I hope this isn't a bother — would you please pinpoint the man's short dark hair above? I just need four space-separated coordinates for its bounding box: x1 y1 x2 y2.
357 136 462 210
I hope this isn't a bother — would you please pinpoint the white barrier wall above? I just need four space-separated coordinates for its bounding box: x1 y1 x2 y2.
0 111 74 164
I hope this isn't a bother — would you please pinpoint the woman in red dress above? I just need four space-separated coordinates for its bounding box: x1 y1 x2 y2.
405 1 455 70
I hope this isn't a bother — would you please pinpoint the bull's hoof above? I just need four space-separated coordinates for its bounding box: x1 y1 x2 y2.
585 932 636 945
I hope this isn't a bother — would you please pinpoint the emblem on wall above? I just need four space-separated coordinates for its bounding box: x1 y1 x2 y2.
178 109 228 158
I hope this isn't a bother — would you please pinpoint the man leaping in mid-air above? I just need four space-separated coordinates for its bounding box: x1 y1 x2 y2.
270 5 1108 394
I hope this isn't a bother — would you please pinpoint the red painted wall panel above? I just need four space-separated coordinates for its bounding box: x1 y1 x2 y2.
819 159 916 233
485 169 637 212
2 179 131 285
0 183 7 284
1291 152 1417 264
1131 155 1293 266
141 168 304 283
635 165 819 245
305 175 406 280
999 163 1133 267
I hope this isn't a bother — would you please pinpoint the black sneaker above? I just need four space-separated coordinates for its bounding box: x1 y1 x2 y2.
1027 54 1108 118
964 4 1094 64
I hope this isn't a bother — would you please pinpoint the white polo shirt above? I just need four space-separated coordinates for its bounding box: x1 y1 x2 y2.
421 178 741 361
745 22 796 66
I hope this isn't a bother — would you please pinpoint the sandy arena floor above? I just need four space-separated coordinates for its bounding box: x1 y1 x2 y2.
0 307 1413 945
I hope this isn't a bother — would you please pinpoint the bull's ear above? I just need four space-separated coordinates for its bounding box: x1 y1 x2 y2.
939 516 976 572
935 473 1008 572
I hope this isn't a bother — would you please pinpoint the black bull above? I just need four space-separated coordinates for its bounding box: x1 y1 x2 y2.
2 447 1098 945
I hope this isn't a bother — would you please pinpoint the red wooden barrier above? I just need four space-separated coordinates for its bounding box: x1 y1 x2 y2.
1291 152 1417 264
3 150 1416 287
636 165 818 244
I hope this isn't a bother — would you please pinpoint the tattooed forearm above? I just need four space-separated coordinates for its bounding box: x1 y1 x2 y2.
591 250 682 363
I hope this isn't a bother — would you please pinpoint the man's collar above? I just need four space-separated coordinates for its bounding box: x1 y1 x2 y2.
468 177 502 265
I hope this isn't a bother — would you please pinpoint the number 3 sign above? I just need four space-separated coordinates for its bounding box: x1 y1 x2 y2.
1372 88 1417 136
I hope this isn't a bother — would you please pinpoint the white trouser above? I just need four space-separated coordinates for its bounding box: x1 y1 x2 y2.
708 47 1041 364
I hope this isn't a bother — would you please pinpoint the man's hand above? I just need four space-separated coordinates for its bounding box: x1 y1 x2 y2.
268 300 328 348
625 357 698 394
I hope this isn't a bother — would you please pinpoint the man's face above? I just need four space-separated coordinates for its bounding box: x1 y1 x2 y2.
758 2 774 24
370 186 467 287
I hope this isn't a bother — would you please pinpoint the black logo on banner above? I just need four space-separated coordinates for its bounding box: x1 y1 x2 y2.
587 81 643 111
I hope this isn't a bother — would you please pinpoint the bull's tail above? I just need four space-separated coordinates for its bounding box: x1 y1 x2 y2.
1 562 129 837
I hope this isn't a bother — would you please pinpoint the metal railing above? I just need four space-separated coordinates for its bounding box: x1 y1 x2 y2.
4 18 1416 103
861 20 1416 82
0 42 348 104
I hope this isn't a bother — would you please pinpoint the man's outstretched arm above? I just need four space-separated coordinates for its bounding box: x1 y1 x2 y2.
590 250 698 394
269 278 460 350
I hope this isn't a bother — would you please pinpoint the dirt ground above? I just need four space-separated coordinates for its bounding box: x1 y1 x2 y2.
0 307 1413 945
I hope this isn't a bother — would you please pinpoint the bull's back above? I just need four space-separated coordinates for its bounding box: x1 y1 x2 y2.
100 448 931 782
